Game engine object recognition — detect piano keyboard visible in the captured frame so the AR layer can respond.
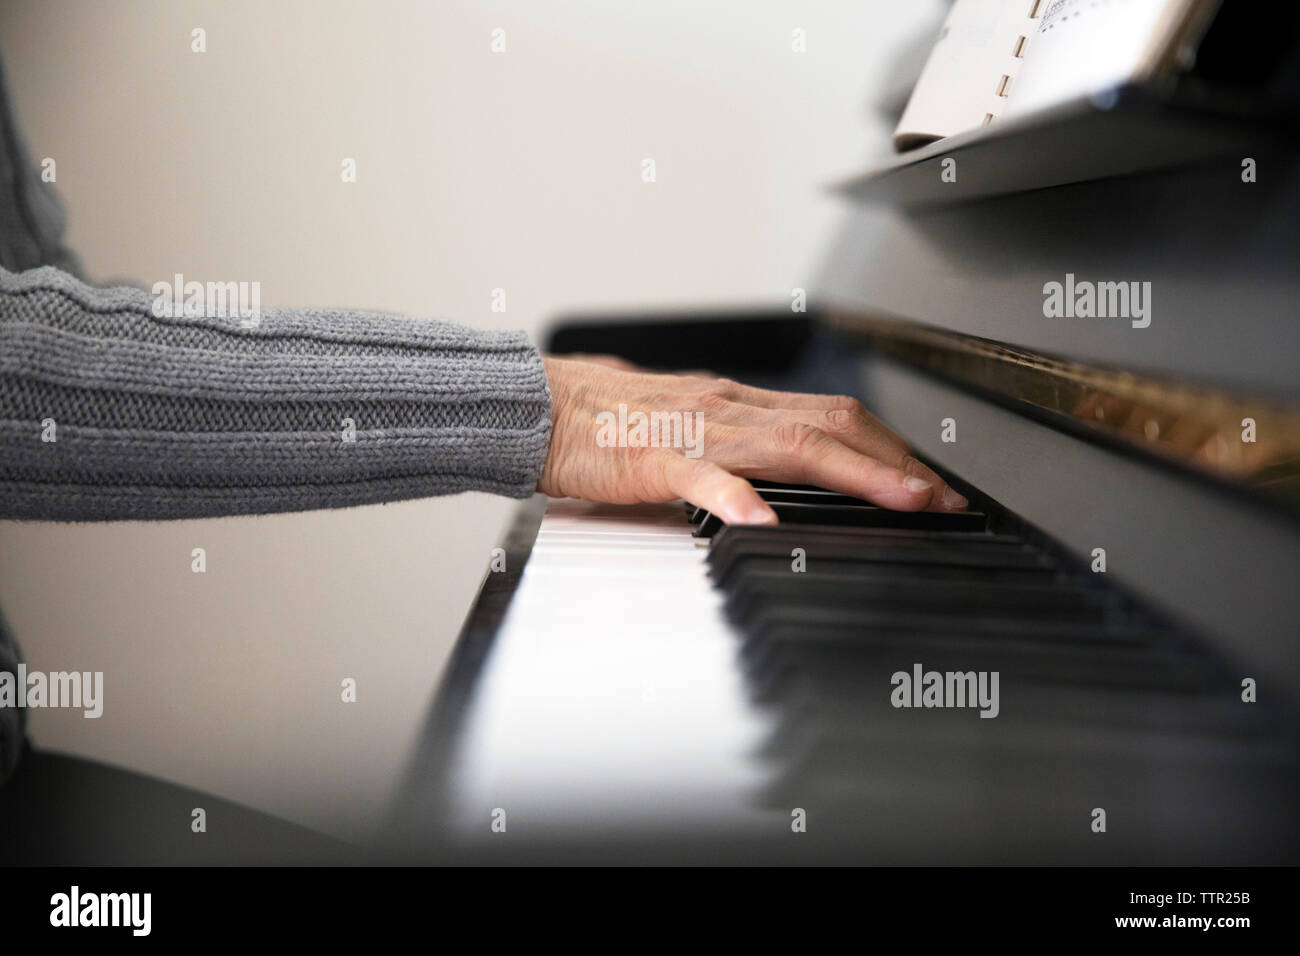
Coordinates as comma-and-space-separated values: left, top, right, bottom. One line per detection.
427, 482, 1299, 864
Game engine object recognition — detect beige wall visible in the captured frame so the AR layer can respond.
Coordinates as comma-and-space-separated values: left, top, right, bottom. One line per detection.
0, 0, 937, 842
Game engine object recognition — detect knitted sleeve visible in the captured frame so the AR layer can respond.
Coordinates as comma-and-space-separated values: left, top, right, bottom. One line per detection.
0, 265, 554, 521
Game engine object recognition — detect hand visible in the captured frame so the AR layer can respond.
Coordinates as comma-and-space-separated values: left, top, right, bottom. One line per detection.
538, 356, 968, 524
556, 352, 718, 379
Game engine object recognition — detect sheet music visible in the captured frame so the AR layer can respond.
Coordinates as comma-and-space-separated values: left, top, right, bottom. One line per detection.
894, 0, 1038, 149
894, 0, 1215, 147
1004, 0, 1211, 118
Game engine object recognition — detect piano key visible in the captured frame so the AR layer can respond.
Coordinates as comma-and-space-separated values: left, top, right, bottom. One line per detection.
710, 523, 1044, 559
740, 638, 1221, 703
427, 490, 1299, 863
755, 678, 1265, 750
753, 487, 881, 506
749, 480, 824, 492
722, 570, 1121, 629
694, 501, 988, 537
707, 525, 1046, 585
710, 547, 1061, 589
741, 611, 1175, 652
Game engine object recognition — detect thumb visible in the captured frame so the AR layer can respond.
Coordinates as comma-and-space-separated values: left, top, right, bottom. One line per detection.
660, 455, 777, 526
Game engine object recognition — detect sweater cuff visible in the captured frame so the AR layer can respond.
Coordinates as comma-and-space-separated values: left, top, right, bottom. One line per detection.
487, 334, 553, 499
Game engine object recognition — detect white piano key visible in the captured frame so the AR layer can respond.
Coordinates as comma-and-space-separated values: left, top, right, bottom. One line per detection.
445, 498, 781, 835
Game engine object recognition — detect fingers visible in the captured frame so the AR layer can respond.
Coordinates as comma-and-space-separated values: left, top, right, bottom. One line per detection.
769, 407, 909, 465
767, 408, 968, 512
697, 378, 882, 413
722, 422, 938, 512
906, 459, 969, 512
541, 355, 968, 519
694, 395, 969, 512
689, 381, 926, 476
660, 455, 777, 526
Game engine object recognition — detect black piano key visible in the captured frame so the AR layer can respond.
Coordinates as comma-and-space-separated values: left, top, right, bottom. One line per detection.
767, 673, 1284, 749
748, 480, 823, 492
693, 511, 722, 537
708, 532, 1059, 583
754, 487, 875, 506
708, 525, 1044, 581
695, 501, 988, 538
758, 685, 1271, 758
691, 471, 1298, 855
720, 555, 1061, 591
754, 732, 1298, 832
773, 501, 987, 531
741, 637, 1221, 703
742, 611, 1175, 653
709, 522, 1037, 556
709, 523, 1042, 557
722, 570, 1121, 630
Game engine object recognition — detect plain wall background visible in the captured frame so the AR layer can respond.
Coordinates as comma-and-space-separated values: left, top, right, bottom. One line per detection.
0, 0, 940, 842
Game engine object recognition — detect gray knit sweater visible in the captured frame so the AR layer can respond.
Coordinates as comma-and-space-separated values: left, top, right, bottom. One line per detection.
0, 57, 553, 784
1, 267, 554, 519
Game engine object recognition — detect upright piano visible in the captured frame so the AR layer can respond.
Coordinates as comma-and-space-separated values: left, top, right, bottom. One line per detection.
384, 4, 1300, 865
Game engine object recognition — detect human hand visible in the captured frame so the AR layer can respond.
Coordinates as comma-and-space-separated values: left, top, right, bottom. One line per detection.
538, 356, 967, 525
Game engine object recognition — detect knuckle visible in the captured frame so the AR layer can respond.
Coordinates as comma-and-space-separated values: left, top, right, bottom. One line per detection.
713, 378, 740, 395
772, 421, 826, 460
899, 453, 929, 479
697, 389, 733, 413
823, 407, 854, 434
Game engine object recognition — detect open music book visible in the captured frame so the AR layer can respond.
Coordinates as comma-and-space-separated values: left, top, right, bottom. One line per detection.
893, 0, 1220, 151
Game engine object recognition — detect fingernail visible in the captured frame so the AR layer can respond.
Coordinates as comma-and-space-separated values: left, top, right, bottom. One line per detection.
942, 486, 969, 511
902, 476, 932, 494
742, 503, 778, 525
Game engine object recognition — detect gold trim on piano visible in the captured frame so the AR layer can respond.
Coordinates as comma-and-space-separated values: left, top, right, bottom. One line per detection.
829, 312, 1300, 508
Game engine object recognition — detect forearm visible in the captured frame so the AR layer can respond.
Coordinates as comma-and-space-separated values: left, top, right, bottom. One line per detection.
0, 266, 552, 521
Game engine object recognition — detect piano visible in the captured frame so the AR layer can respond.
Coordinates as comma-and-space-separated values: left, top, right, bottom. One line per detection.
382, 6, 1300, 865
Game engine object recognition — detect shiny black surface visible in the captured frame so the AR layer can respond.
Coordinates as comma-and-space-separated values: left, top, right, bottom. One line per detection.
690, 483, 1299, 863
